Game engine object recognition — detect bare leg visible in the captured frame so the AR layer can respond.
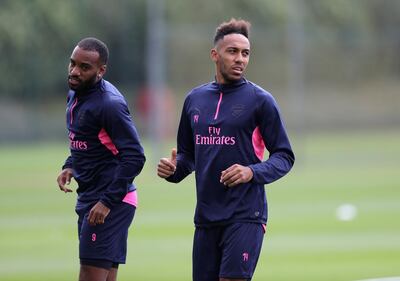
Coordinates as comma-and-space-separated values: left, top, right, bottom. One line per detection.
106, 267, 118, 281
79, 265, 109, 281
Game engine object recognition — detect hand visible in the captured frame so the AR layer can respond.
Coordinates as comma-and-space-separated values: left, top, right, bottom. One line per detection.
220, 164, 253, 188
57, 168, 74, 193
88, 201, 110, 226
157, 148, 177, 178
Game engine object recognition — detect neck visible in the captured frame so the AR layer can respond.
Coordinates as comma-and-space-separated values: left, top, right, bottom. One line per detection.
215, 73, 225, 84
75, 79, 102, 95
215, 74, 242, 85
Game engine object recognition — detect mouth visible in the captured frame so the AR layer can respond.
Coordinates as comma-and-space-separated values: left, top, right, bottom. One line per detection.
68, 76, 81, 87
232, 66, 243, 75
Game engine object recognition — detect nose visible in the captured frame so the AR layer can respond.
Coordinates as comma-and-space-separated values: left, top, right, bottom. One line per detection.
235, 53, 245, 64
69, 65, 80, 76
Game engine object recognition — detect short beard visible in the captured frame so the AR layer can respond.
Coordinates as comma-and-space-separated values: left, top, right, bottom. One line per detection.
69, 74, 98, 92
221, 70, 241, 84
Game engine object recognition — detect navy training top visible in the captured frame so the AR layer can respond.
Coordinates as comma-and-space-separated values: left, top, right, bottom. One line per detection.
63, 79, 145, 211
167, 78, 295, 227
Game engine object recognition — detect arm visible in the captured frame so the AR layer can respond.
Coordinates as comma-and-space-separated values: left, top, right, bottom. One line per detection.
57, 157, 74, 193
160, 97, 195, 183
220, 164, 253, 187
98, 97, 146, 208
248, 93, 295, 184
57, 94, 76, 193
62, 155, 73, 170
157, 148, 177, 178
220, 93, 294, 187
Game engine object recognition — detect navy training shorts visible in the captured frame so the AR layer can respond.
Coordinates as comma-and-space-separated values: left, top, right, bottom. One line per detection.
77, 201, 136, 268
192, 222, 265, 281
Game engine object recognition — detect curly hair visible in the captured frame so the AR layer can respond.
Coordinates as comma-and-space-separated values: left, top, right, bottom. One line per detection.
213, 18, 251, 45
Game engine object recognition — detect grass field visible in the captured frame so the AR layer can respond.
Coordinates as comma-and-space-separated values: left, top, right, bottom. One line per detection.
0, 130, 399, 281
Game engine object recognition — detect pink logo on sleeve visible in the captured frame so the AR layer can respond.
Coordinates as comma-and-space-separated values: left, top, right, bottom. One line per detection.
91, 233, 97, 242
122, 190, 138, 207
98, 128, 119, 155
242, 252, 249, 262
252, 127, 265, 161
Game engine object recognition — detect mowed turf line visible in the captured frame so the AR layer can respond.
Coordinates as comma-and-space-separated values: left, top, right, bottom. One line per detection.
0, 130, 399, 281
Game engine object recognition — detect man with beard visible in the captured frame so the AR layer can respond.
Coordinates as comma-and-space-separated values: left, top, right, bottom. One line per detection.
57, 37, 145, 281
157, 19, 295, 281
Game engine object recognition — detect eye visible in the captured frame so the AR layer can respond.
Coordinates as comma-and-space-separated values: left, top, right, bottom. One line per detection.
80, 64, 91, 71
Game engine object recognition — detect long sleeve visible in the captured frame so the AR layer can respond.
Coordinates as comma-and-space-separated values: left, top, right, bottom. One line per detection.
166, 97, 195, 183
248, 93, 295, 184
99, 97, 146, 208
62, 156, 73, 170
62, 93, 74, 171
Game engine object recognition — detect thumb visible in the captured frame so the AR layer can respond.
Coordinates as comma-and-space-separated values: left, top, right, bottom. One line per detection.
171, 148, 177, 164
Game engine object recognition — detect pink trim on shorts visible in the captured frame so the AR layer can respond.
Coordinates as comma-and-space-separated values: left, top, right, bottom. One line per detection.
122, 190, 138, 207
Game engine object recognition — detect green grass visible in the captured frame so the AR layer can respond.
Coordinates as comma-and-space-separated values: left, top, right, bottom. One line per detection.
0, 130, 399, 281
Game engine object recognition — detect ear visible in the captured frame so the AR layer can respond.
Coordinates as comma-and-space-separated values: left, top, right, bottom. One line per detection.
210, 48, 218, 63
98, 64, 107, 79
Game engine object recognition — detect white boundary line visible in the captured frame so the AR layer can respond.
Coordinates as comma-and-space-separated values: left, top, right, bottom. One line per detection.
354, 277, 400, 281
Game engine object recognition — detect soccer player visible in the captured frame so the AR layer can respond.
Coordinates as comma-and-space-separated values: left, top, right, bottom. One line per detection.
157, 19, 295, 281
57, 37, 145, 281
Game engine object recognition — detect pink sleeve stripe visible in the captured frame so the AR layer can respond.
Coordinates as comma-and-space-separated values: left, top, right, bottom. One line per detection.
98, 128, 119, 155
123, 190, 138, 207
252, 127, 265, 161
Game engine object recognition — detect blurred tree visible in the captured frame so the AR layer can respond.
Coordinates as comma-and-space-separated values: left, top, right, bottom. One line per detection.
369, 0, 400, 74
82, 0, 147, 90
0, 0, 84, 99
0, 0, 146, 100
0, 0, 399, 101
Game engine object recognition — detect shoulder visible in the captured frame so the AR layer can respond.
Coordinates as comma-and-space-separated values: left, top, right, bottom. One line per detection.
244, 80, 277, 107
243, 81, 281, 117
94, 80, 130, 118
246, 81, 274, 100
99, 80, 128, 107
188, 82, 214, 95
184, 81, 215, 102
